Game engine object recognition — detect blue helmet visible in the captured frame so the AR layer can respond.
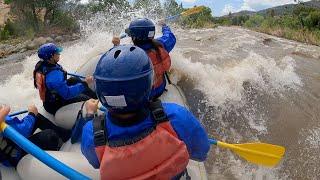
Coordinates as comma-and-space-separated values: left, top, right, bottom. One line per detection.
38, 43, 63, 61
94, 45, 153, 113
126, 18, 155, 40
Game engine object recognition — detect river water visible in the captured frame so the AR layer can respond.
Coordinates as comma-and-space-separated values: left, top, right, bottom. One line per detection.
173, 27, 320, 180
0, 23, 319, 179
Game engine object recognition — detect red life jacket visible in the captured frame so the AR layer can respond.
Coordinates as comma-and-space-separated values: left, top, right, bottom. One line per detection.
93, 100, 189, 180
33, 61, 66, 102
147, 46, 171, 89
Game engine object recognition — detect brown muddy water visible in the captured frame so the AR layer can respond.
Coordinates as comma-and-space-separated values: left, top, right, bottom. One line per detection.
173, 27, 320, 180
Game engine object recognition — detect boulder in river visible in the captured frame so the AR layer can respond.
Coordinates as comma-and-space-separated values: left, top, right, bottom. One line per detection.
55, 36, 64, 42
46, 37, 54, 43
195, 37, 202, 41
26, 40, 37, 50
33, 37, 47, 46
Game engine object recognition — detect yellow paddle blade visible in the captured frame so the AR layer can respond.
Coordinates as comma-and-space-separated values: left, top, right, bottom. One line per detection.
218, 141, 285, 167
181, 6, 206, 17
0, 122, 7, 132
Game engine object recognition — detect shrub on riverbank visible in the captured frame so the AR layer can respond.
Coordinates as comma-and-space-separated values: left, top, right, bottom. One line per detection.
244, 12, 320, 45
215, 5, 320, 46
0, 0, 79, 42
255, 26, 320, 45
180, 6, 215, 28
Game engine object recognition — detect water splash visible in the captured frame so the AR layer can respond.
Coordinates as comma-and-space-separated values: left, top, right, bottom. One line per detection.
0, 7, 163, 111
305, 127, 320, 149
0, 8, 315, 180
171, 51, 302, 107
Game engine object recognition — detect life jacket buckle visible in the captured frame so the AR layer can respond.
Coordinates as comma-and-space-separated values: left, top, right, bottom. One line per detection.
150, 99, 168, 123
94, 130, 107, 146
151, 107, 167, 123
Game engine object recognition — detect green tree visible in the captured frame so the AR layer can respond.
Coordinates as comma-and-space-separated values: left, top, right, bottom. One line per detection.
181, 6, 214, 28
305, 11, 320, 30
5, 0, 68, 30
267, 9, 275, 17
133, 0, 163, 17
293, 5, 317, 28
4, 0, 79, 38
244, 15, 264, 28
88, 0, 130, 13
163, 0, 183, 16
231, 15, 250, 26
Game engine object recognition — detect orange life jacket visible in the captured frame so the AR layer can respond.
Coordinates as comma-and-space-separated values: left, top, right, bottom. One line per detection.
33, 61, 66, 102
35, 72, 47, 101
147, 46, 171, 88
93, 100, 189, 180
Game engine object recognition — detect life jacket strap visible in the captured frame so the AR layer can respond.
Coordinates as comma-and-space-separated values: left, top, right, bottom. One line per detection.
93, 99, 169, 147
93, 115, 107, 147
149, 99, 168, 124
70, 102, 90, 144
165, 72, 172, 85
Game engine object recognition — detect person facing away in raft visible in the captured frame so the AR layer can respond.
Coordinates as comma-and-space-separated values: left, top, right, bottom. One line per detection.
0, 105, 69, 167
112, 18, 176, 99
33, 43, 97, 115
81, 45, 210, 179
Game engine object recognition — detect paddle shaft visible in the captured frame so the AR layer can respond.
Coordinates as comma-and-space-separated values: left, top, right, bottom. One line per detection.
165, 6, 205, 22
0, 122, 90, 179
120, 33, 127, 39
9, 110, 28, 117
67, 73, 85, 79
209, 138, 217, 145
165, 14, 181, 21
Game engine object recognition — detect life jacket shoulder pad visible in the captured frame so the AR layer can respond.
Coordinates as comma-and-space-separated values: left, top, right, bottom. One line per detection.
147, 46, 171, 88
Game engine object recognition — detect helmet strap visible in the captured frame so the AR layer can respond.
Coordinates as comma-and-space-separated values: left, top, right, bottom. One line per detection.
133, 39, 152, 46
47, 57, 57, 64
109, 108, 149, 127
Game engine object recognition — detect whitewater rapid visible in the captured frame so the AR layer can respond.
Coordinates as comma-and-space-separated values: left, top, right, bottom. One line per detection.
0, 25, 320, 179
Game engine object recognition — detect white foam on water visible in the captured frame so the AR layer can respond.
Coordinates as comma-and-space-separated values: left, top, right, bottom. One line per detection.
0, 61, 40, 111
0, 7, 164, 111
304, 127, 320, 150
0, 30, 114, 112
208, 147, 282, 180
229, 156, 282, 180
291, 127, 320, 180
171, 51, 302, 107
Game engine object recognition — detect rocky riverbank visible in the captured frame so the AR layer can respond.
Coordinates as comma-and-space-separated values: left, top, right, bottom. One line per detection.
0, 33, 81, 62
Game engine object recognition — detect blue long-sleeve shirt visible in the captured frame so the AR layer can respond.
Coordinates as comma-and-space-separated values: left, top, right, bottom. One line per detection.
81, 103, 210, 169
1, 113, 36, 166
5, 113, 36, 137
157, 25, 176, 53
45, 64, 85, 100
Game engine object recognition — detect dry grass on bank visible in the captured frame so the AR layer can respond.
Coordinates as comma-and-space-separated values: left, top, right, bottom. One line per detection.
253, 27, 320, 46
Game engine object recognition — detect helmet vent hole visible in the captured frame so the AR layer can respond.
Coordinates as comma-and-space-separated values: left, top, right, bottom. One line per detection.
114, 50, 121, 59
130, 47, 136, 51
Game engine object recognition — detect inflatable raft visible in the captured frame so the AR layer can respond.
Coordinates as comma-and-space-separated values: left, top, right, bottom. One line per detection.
0, 55, 208, 180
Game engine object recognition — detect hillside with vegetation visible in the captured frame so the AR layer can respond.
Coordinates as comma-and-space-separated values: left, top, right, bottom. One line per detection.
0, 0, 214, 41
0, 0, 214, 59
216, 0, 320, 45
